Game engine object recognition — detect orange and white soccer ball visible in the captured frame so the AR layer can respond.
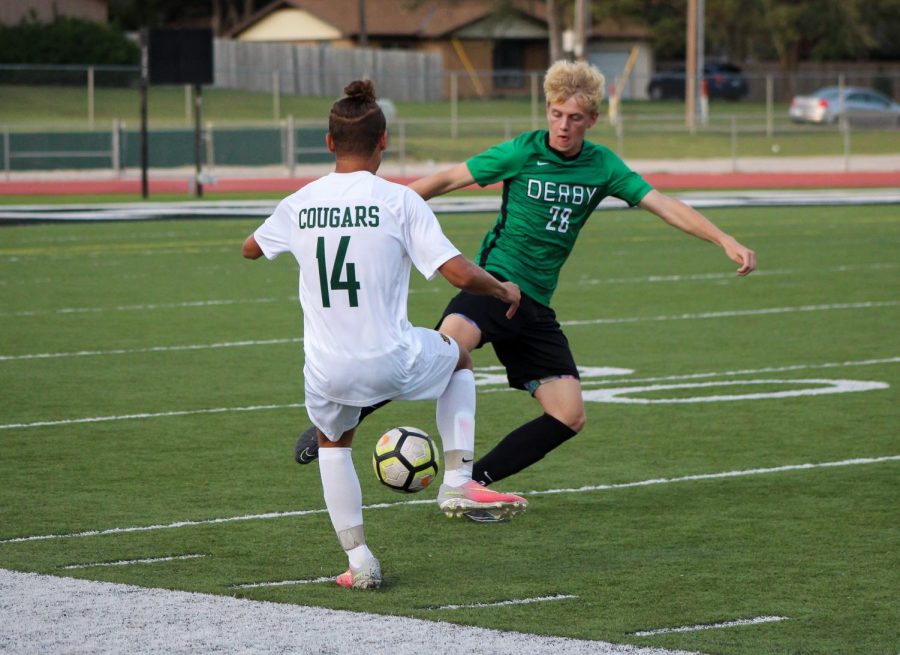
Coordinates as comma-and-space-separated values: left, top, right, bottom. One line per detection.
372, 427, 440, 493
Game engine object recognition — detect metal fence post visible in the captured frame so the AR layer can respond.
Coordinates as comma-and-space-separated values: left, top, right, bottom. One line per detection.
185, 85, 192, 126
843, 120, 851, 172
616, 114, 624, 157
287, 114, 296, 177
450, 72, 459, 140
730, 116, 738, 172
837, 74, 845, 120
766, 75, 774, 138
398, 119, 406, 176
111, 118, 120, 174
530, 72, 540, 130
87, 66, 95, 129
205, 121, 215, 172
3, 126, 9, 180
273, 70, 281, 122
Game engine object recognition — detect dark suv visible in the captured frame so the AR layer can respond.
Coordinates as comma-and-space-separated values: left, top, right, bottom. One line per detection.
647, 62, 748, 101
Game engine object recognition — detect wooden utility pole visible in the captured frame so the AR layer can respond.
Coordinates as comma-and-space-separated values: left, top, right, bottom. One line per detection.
547, 0, 561, 62
358, 0, 368, 47
573, 0, 589, 61
685, 0, 697, 130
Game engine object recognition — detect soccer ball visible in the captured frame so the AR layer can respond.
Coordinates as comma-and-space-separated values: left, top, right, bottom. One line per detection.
372, 426, 440, 493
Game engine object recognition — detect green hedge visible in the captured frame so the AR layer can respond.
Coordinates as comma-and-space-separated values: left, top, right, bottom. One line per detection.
0, 16, 139, 66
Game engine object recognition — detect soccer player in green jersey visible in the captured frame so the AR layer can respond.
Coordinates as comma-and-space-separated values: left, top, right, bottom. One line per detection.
295, 60, 756, 512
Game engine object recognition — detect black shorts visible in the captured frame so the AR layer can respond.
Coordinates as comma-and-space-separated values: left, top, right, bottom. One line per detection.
438, 281, 579, 392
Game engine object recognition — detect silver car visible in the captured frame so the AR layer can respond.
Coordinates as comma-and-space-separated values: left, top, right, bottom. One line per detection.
789, 86, 900, 126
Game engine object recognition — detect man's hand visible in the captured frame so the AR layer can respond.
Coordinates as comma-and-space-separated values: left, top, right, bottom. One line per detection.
722, 236, 757, 276
497, 281, 521, 319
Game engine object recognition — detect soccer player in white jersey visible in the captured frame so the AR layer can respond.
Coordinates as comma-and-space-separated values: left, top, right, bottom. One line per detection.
241, 81, 527, 589
293, 61, 756, 523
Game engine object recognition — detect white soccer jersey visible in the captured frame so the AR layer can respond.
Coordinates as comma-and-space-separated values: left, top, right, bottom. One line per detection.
253, 171, 460, 405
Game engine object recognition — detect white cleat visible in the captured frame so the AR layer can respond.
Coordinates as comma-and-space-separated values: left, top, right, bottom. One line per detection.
335, 557, 382, 589
437, 480, 527, 519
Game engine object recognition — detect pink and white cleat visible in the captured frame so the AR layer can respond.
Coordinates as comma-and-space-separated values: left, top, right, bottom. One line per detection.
437, 480, 527, 519
335, 557, 382, 589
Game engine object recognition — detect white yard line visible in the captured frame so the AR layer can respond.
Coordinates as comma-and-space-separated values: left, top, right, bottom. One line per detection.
431, 594, 578, 610
1, 297, 283, 318
230, 577, 335, 589
0, 403, 305, 431
2, 301, 896, 363
0, 338, 301, 362
2, 356, 896, 430
561, 300, 899, 327
2, 455, 896, 545
521, 456, 900, 498
632, 616, 788, 637
579, 357, 900, 387
60, 554, 207, 570
579, 262, 896, 286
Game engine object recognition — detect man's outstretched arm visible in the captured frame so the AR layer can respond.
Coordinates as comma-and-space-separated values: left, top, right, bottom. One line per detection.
639, 189, 757, 276
409, 163, 476, 200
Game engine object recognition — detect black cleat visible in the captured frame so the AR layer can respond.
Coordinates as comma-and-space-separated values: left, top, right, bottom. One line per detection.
294, 425, 320, 464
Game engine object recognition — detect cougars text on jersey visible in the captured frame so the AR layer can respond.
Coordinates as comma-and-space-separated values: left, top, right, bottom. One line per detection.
298, 205, 380, 229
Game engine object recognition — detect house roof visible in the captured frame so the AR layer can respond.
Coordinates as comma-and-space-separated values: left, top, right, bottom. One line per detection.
228, 0, 646, 41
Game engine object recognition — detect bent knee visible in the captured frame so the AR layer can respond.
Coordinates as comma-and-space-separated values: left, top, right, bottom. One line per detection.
566, 413, 586, 433
548, 409, 585, 433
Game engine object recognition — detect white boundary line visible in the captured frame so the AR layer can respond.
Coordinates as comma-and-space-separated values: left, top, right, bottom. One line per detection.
2, 188, 898, 222
561, 300, 899, 327
430, 594, 578, 610
4, 355, 894, 430
1, 297, 283, 318
579, 357, 900, 387
0, 403, 305, 431
633, 616, 789, 637
522, 456, 899, 497
2, 455, 896, 545
230, 576, 334, 589
580, 262, 896, 286
581, 378, 888, 404
60, 554, 207, 570
2, 301, 896, 363
0, 338, 301, 362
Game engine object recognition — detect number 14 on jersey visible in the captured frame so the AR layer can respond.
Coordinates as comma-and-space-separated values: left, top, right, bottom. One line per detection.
316, 236, 360, 307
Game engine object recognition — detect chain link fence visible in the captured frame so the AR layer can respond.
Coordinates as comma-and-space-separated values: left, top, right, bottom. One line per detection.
1, 63, 898, 177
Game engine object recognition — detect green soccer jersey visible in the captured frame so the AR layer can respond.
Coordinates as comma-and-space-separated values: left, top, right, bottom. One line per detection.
466, 130, 653, 306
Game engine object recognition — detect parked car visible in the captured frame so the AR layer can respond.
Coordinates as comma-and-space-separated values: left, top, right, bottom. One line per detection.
647, 62, 748, 101
789, 86, 900, 126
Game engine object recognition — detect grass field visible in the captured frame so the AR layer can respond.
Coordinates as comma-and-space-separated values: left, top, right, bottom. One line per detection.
1, 201, 898, 654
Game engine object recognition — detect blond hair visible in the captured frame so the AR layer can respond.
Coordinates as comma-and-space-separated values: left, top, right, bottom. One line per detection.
543, 60, 605, 115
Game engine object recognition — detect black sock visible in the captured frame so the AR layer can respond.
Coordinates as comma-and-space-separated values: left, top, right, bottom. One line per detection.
359, 398, 391, 423
473, 413, 577, 486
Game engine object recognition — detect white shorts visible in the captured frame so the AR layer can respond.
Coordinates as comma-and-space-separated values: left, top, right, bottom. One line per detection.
305, 327, 460, 441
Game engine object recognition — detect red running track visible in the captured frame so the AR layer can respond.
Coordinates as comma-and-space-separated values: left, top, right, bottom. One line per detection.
1, 171, 898, 196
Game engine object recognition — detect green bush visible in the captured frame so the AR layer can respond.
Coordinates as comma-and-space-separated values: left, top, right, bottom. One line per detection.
0, 15, 139, 66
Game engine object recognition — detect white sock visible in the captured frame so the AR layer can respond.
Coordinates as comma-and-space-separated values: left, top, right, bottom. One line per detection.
436, 369, 476, 487
318, 447, 373, 566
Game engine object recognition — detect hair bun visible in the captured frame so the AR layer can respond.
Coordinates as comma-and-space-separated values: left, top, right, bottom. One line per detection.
343, 80, 377, 103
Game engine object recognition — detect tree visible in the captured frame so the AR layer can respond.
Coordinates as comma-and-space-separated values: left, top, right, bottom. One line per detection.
110, 0, 268, 35
593, 0, 891, 64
